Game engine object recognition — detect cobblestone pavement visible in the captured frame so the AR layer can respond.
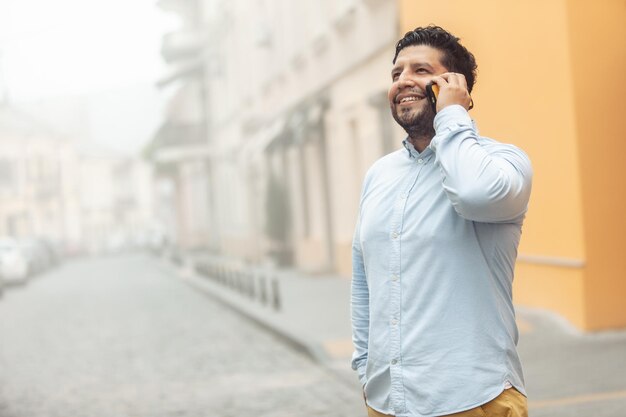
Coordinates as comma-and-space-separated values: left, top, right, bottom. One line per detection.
0, 254, 365, 417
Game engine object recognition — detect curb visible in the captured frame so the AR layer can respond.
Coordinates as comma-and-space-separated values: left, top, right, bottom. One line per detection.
157, 254, 331, 365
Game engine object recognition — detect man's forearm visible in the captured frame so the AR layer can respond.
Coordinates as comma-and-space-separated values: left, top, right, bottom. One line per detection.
430, 105, 533, 223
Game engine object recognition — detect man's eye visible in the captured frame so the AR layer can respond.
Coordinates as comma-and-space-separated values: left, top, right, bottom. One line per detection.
416, 68, 428, 73
392, 74, 399, 81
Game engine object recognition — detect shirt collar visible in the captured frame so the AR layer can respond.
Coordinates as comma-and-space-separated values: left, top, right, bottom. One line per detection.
402, 139, 434, 159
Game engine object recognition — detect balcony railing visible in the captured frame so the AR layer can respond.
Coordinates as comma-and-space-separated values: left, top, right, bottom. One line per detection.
161, 30, 204, 63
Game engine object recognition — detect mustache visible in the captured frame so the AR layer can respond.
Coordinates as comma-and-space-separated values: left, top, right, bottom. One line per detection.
394, 88, 426, 103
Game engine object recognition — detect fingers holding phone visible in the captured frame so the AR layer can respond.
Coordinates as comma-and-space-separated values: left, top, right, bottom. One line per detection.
428, 73, 473, 112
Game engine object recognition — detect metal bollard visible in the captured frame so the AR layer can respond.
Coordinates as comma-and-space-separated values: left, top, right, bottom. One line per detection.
234, 270, 243, 293
233, 269, 240, 291
236, 271, 244, 295
239, 271, 246, 294
229, 268, 237, 290
221, 266, 228, 286
194, 262, 203, 276
271, 277, 281, 311
171, 252, 182, 266
218, 266, 225, 284
227, 269, 234, 289
258, 275, 268, 305
246, 272, 255, 298
226, 268, 233, 289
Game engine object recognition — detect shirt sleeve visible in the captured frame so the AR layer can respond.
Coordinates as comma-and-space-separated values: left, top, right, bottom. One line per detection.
351, 211, 369, 387
429, 105, 533, 223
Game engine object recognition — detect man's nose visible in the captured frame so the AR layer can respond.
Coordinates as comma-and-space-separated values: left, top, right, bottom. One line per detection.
397, 73, 417, 88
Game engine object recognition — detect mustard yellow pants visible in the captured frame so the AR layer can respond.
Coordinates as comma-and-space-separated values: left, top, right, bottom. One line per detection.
366, 388, 528, 417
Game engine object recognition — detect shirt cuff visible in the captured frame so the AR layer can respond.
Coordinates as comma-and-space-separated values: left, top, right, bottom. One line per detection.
430, 104, 473, 150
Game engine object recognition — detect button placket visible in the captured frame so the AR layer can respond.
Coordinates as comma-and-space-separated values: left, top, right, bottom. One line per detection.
387, 162, 428, 412
391, 156, 432, 412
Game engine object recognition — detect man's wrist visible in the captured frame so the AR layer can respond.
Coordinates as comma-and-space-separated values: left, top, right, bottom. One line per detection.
430, 105, 473, 150
434, 104, 471, 129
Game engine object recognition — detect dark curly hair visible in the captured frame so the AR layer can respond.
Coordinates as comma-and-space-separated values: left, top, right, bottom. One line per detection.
393, 25, 478, 92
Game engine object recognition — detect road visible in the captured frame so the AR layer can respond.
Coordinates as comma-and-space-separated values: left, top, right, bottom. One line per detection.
0, 254, 365, 417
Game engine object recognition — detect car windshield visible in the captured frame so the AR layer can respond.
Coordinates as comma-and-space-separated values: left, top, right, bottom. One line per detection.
0, 240, 18, 252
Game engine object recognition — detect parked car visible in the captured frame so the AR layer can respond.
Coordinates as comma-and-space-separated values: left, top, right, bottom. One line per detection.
0, 237, 29, 286
18, 238, 56, 275
38, 238, 62, 266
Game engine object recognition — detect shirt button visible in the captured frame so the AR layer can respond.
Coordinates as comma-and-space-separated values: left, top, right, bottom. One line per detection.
391, 319, 398, 326
392, 232, 399, 239
391, 274, 399, 281
417, 158, 424, 164
391, 359, 398, 365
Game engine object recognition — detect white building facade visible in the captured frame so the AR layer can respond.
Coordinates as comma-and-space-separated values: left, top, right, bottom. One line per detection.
155, 0, 405, 276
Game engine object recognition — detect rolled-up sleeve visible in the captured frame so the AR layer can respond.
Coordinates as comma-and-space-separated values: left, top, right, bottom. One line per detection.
430, 105, 533, 223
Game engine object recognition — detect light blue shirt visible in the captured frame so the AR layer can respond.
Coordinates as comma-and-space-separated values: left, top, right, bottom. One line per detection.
351, 105, 533, 417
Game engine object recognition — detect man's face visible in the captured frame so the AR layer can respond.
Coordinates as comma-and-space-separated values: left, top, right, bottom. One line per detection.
388, 45, 448, 134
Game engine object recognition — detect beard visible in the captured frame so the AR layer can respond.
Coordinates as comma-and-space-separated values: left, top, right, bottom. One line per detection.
391, 99, 436, 140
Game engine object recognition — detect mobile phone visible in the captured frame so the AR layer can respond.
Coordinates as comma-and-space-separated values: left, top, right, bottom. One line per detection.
425, 82, 439, 113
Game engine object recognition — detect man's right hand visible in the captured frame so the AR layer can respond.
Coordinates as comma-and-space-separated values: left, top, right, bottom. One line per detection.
430, 72, 472, 112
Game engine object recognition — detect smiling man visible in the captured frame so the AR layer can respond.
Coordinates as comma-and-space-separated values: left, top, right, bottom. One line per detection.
350, 26, 533, 417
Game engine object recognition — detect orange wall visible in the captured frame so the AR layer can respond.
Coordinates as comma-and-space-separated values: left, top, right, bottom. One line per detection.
514, 263, 586, 328
398, 0, 626, 330
566, 1, 626, 330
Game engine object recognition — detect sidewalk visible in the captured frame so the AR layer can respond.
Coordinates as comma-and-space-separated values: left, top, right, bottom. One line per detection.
161, 251, 626, 417
163, 251, 358, 385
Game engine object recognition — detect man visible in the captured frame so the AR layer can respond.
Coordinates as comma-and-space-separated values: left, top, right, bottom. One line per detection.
351, 26, 532, 417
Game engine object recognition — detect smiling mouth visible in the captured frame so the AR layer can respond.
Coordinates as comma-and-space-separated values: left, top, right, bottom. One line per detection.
397, 96, 424, 105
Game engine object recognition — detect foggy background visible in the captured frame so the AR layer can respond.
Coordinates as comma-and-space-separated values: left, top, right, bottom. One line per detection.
0, 1, 402, 415
0, 0, 175, 255
1, 1, 625, 417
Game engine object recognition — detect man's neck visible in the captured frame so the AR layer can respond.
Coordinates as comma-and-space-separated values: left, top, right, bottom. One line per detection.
408, 136, 432, 153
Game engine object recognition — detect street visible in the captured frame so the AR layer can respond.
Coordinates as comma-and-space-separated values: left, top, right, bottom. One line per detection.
0, 254, 364, 417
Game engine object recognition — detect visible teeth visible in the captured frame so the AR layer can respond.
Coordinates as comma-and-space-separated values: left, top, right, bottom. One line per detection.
400, 96, 419, 103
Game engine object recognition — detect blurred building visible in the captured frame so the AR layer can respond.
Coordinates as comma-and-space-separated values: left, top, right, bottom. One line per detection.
0, 101, 159, 255
77, 144, 158, 254
151, 0, 626, 330
151, 0, 402, 274
147, 0, 215, 251
0, 104, 73, 242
